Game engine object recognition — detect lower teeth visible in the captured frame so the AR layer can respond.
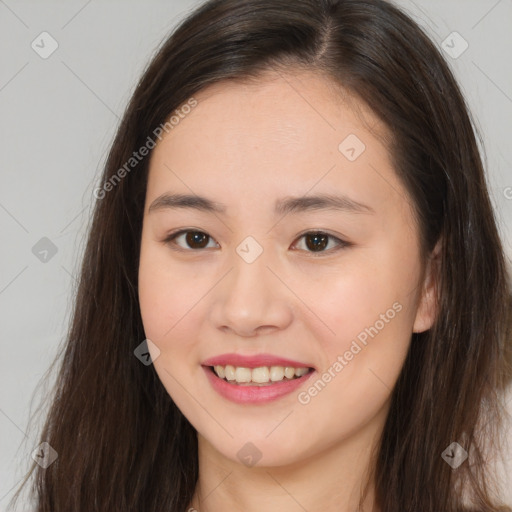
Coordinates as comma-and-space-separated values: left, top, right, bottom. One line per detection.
233, 379, 297, 386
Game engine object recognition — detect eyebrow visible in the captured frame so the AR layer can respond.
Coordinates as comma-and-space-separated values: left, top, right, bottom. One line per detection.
148, 192, 375, 216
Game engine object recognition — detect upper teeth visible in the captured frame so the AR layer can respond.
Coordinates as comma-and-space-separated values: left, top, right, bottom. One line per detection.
213, 365, 309, 384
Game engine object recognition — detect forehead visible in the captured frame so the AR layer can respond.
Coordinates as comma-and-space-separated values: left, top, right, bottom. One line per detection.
173, 70, 390, 152
146, 68, 408, 222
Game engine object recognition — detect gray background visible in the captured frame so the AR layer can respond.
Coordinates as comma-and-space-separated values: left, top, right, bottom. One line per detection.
1, 1, 511, 509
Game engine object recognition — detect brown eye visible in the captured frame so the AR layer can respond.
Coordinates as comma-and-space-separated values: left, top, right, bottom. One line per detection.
304, 233, 329, 252
164, 230, 217, 250
293, 231, 349, 255
185, 231, 210, 249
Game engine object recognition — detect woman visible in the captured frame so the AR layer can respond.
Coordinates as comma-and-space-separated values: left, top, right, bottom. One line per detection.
12, 0, 512, 510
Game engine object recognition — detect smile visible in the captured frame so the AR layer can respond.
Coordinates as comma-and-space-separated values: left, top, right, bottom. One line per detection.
212, 364, 311, 385
202, 355, 316, 404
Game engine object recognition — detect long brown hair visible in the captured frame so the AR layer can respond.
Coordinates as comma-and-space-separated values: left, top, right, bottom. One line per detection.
10, 0, 512, 510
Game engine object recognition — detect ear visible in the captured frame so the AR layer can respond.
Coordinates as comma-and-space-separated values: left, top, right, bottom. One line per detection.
412, 239, 442, 333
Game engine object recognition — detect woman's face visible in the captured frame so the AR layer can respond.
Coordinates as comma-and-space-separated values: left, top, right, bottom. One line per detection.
138, 69, 438, 467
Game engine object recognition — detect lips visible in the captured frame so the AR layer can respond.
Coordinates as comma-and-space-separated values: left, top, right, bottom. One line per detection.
201, 353, 316, 404
202, 353, 314, 369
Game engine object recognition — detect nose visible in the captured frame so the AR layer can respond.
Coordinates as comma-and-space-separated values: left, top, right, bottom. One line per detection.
209, 247, 294, 338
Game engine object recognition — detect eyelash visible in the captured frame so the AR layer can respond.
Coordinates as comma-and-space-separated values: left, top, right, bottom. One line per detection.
162, 229, 351, 256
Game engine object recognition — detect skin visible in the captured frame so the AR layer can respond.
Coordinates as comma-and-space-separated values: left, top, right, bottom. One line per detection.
138, 68, 440, 512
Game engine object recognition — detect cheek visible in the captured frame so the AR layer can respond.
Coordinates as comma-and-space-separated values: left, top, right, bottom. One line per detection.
137, 239, 215, 369
315, 285, 410, 394
138, 242, 206, 344
301, 245, 417, 405
138, 248, 209, 419
306, 257, 412, 351
295, 295, 411, 447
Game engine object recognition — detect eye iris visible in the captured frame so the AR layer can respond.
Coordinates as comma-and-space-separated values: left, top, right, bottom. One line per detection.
186, 231, 209, 249
305, 233, 328, 252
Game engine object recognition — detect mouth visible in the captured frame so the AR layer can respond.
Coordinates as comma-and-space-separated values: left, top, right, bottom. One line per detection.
201, 357, 316, 404
208, 364, 314, 386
